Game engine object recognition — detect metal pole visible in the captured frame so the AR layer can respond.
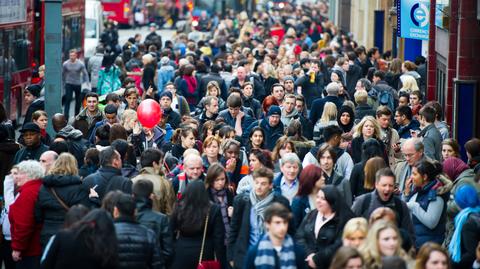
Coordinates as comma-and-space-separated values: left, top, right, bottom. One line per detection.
43, 0, 63, 135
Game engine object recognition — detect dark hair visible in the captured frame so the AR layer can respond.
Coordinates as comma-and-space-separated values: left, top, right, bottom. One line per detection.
396, 105, 413, 121
85, 148, 100, 166
361, 138, 384, 162
109, 124, 128, 143
317, 143, 338, 163
172, 180, 211, 234
95, 124, 110, 144
252, 167, 274, 183
101, 190, 124, 215
297, 164, 324, 196
375, 167, 395, 183
249, 149, 274, 170
114, 193, 136, 217
373, 70, 385, 80
424, 101, 443, 120
171, 126, 195, 145
219, 125, 235, 139
419, 106, 436, 123
140, 148, 164, 168
248, 126, 265, 149
323, 125, 343, 142
205, 163, 228, 189
71, 209, 118, 268
49, 141, 69, 155
227, 94, 242, 108
329, 246, 364, 269
132, 179, 154, 199
99, 146, 119, 167
0, 102, 7, 123
64, 204, 90, 228
367, 47, 379, 58
320, 185, 355, 229
264, 202, 292, 223
110, 139, 130, 161
85, 92, 99, 100
465, 138, 480, 157
413, 160, 443, 182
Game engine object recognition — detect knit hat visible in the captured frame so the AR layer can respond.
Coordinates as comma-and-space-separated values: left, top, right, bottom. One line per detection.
267, 105, 281, 117
443, 157, 470, 180
454, 185, 480, 209
160, 56, 170, 66
283, 76, 295, 82
159, 91, 173, 100
25, 84, 42, 98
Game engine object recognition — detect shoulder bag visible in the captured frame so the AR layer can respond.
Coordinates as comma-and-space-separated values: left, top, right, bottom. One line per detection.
197, 211, 221, 269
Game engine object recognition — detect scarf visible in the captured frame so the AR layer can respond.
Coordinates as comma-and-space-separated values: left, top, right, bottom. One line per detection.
448, 206, 480, 262
443, 157, 470, 180
254, 233, 296, 269
210, 188, 230, 243
250, 191, 275, 235
183, 75, 197, 94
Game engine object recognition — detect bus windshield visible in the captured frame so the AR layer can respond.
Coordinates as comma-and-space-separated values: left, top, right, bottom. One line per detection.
85, 18, 97, 38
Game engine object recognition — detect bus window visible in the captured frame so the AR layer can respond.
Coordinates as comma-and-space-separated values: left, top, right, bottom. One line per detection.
13, 27, 30, 71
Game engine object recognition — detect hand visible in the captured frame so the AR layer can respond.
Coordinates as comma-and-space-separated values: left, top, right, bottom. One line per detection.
227, 206, 234, 218
146, 86, 154, 96
133, 122, 142, 135
225, 158, 237, 173
229, 261, 234, 268
89, 188, 99, 198
392, 142, 400, 152
236, 111, 244, 120
404, 178, 413, 196
305, 253, 316, 268
12, 250, 21, 262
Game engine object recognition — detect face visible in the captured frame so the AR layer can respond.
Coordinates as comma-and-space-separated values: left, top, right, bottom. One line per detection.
40, 153, 56, 172
237, 67, 246, 80
355, 81, 365, 92
280, 162, 299, 182
224, 144, 239, 160
343, 230, 366, 249
378, 228, 399, 256
410, 94, 420, 106
23, 131, 41, 147
283, 97, 296, 114
105, 113, 117, 125
254, 176, 273, 198
399, 96, 409, 107
185, 160, 203, 179
279, 143, 293, 158
24, 91, 35, 104
34, 115, 48, 129
209, 87, 219, 97
394, 111, 406, 125
165, 85, 176, 94
242, 85, 253, 97
341, 61, 350, 72
86, 97, 98, 112
13, 170, 29, 186
340, 112, 351, 125
402, 143, 423, 166
425, 251, 449, 269
181, 132, 196, 149
377, 115, 390, 129
206, 99, 219, 115
331, 72, 339, 82
375, 176, 395, 201
272, 86, 285, 101
295, 100, 304, 113
362, 120, 375, 138
205, 141, 219, 158
228, 106, 241, 118
249, 154, 262, 172
284, 80, 294, 92
315, 190, 332, 214
38, 68, 45, 78
345, 257, 363, 269
268, 115, 280, 127
111, 152, 122, 169
126, 94, 138, 109
410, 166, 426, 187
160, 96, 172, 110
442, 144, 456, 160
265, 216, 289, 242
250, 130, 264, 147
319, 151, 334, 172
69, 52, 77, 61
213, 173, 227, 191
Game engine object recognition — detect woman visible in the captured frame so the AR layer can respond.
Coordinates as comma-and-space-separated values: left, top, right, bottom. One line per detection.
246, 126, 265, 155
242, 82, 262, 119
170, 181, 226, 269
350, 153, 386, 200
448, 185, 480, 269
349, 116, 384, 164
399, 75, 420, 94
464, 138, 480, 172
368, 207, 414, 253
386, 58, 402, 90
202, 135, 222, 171
329, 246, 364, 269
165, 126, 197, 160
177, 64, 198, 111
260, 63, 279, 96
359, 219, 410, 269
32, 110, 52, 146
441, 139, 460, 161
35, 153, 97, 248
285, 119, 315, 160
97, 55, 122, 95
236, 148, 274, 195
271, 136, 297, 173
296, 185, 355, 269
415, 242, 451, 269
197, 81, 226, 112
40, 209, 118, 269
204, 163, 234, 245
337, 105, 355, 134
221, 139, 248, 188
410, 90, 423, 118
317, 144, 352, 206
313, 102, 338, 144
404, 160, 451, 248
342, 217, 368, 249
291, 165, 325, 228
141, 53, 157, 94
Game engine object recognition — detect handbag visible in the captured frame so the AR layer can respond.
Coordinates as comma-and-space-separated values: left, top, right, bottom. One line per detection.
197, 212, 221, 269
49, 187, 70, 211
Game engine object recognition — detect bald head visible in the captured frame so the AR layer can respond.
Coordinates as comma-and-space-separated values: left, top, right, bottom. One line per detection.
184, 154, 203, 180
237, 66, 246, 80
52, 113, 67, 132
40, 151, 58, 174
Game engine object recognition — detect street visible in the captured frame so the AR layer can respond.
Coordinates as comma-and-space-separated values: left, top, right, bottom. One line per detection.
118, 27, 176, 47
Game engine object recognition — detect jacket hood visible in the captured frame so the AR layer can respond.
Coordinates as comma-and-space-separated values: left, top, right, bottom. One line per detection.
57, 125, 83, 140
42, 174, 82, 187
435, 174, 454, 195
291, 139, 315, 148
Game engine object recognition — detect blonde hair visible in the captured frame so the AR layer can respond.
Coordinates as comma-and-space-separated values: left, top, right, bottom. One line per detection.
353, 116, 382, 139
342, 217, 368, 240
400, 75, 419, 93
206, 81, 220, 97
354, 90, 368, 104
320, 102, 338, 124
48, 153, 79, 176
359, 220, 408, 268
121, 109, 137, 128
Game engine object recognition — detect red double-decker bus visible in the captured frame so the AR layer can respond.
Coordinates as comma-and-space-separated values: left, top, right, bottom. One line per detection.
101, 0, 133, 26
0, 0, 85, 123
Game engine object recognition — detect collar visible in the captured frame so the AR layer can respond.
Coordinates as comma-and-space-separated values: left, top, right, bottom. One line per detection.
280, 176, 298, 187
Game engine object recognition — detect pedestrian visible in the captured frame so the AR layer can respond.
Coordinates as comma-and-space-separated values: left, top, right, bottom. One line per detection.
13, 123, 49, 164
63, 49, 89, 120
329, 246, 365, 269
415, 242, 451, 269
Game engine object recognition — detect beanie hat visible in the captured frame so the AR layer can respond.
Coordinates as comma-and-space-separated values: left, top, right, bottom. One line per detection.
25, 84, 42, 98
159, 91, 173, 100
443, 157, 470, 180
283, 76, 295, 82
267, 105, 281, 117
454, 185, 480, 209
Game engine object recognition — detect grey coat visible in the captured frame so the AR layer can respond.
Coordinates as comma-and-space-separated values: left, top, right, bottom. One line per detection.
419, 123, 442, 161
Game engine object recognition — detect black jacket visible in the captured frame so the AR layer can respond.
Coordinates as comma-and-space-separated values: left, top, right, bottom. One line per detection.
227, 193, 294, 269
243, 96, 262, 120
453, 213, 480, 269
355, 104, 376, 121
13, 143, 49, 164
83, 166, 132, 200
136, 198, 173, 266
163, 108, 181, 130
198, 72, 228, 100
115, 216, 163, 269
35, 174, 98, 248
309, 96, 343, 127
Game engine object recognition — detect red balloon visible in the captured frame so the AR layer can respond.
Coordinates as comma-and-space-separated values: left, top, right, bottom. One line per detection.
137, 99, 162, 129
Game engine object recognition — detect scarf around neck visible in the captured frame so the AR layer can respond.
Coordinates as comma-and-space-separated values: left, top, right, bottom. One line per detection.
183, 75, 197, 94
449, 206, 480, 262
254, 233, 296, 269
250, 191, 275, 234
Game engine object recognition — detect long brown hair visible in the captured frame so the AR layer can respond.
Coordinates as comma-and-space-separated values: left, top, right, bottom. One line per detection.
205, 163, 228, 189
415, 242, 451, 269
364, 157, 386, 190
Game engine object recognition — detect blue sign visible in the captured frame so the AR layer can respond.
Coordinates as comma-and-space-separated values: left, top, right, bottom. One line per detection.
397, 0, 430, 40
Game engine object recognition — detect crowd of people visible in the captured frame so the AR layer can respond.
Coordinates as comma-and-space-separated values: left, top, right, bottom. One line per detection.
1, 2, 480, 269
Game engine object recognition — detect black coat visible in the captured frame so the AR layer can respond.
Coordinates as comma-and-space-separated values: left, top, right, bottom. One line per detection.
163, 109, 181, 130
295, 210, 346, 269
35, 174, 98, 248
349, 162, 372, 200
13, 143, 49, 164
24, 99, 45, 126
227, 193, 294, 269
198, 72, 228, 100
115, 216, 163, 269
83, 166, 132, 200
453, 213, 480, 269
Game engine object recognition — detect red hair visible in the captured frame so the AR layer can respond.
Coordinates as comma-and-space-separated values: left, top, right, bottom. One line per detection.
297, 165, 324, 196
262, 95, 280, 114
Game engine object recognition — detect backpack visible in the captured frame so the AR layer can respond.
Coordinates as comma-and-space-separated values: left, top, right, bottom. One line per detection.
378, 89, 395, 111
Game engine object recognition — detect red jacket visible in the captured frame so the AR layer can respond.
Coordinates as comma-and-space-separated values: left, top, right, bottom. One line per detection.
9, 179, 43, 257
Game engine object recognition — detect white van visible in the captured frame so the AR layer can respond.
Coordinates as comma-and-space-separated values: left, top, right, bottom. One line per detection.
85, 0, 104, 60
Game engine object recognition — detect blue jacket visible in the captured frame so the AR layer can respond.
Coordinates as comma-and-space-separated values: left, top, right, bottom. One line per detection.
396, 119, 420, 139
243, 238, 306, 269
291, 196, 311, 228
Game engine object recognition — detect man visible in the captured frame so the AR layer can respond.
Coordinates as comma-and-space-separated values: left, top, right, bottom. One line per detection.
352, 167, 415, 244
294, 60, 324, 109
354, 47, 369, 77
244, 203, 306, 269
9, 160, 45, 269
354, 90, 376, 121
88, 104, 119, 144
113, 193, 163, 269
53, 113, 88, 166
366, 47, 381, 71
376, 106, 402, 169
63, 49, 89, 120
417, 106, 442, 161
346, 52, 363, 96
302, 125, 354, 180
195, 96, 219, 130
273, 153, 301, 203
372, 70, 398, 111
39, 151, 58, 174
164, 83, 190, 117
133, 180, 173, 266
131, 149, 176, 214
246, 106, 284, 151
425, 101, 450, 140
23, 84, 44, 126
230, 66, 265, 102
331, 57, 349, 86
309, 82, 343, 126
198, 64, 227, 100
218, 94, 255, 137
394, 106, 420, 139
282, 76, 295, 94
157, 56, 175, 93
87, 45, 104, 93
111, 139, 139, 178
227, 167, 293, 269
394, 138, 428, 192
13, 123, 49, 164
171, 154, 205, 199
73, 92, 104, 139
145, 23, 161, 45
159, 91, 181, 130
271, 83, 285, 104
83, 146, 132, 199
281, 94, 313, 139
